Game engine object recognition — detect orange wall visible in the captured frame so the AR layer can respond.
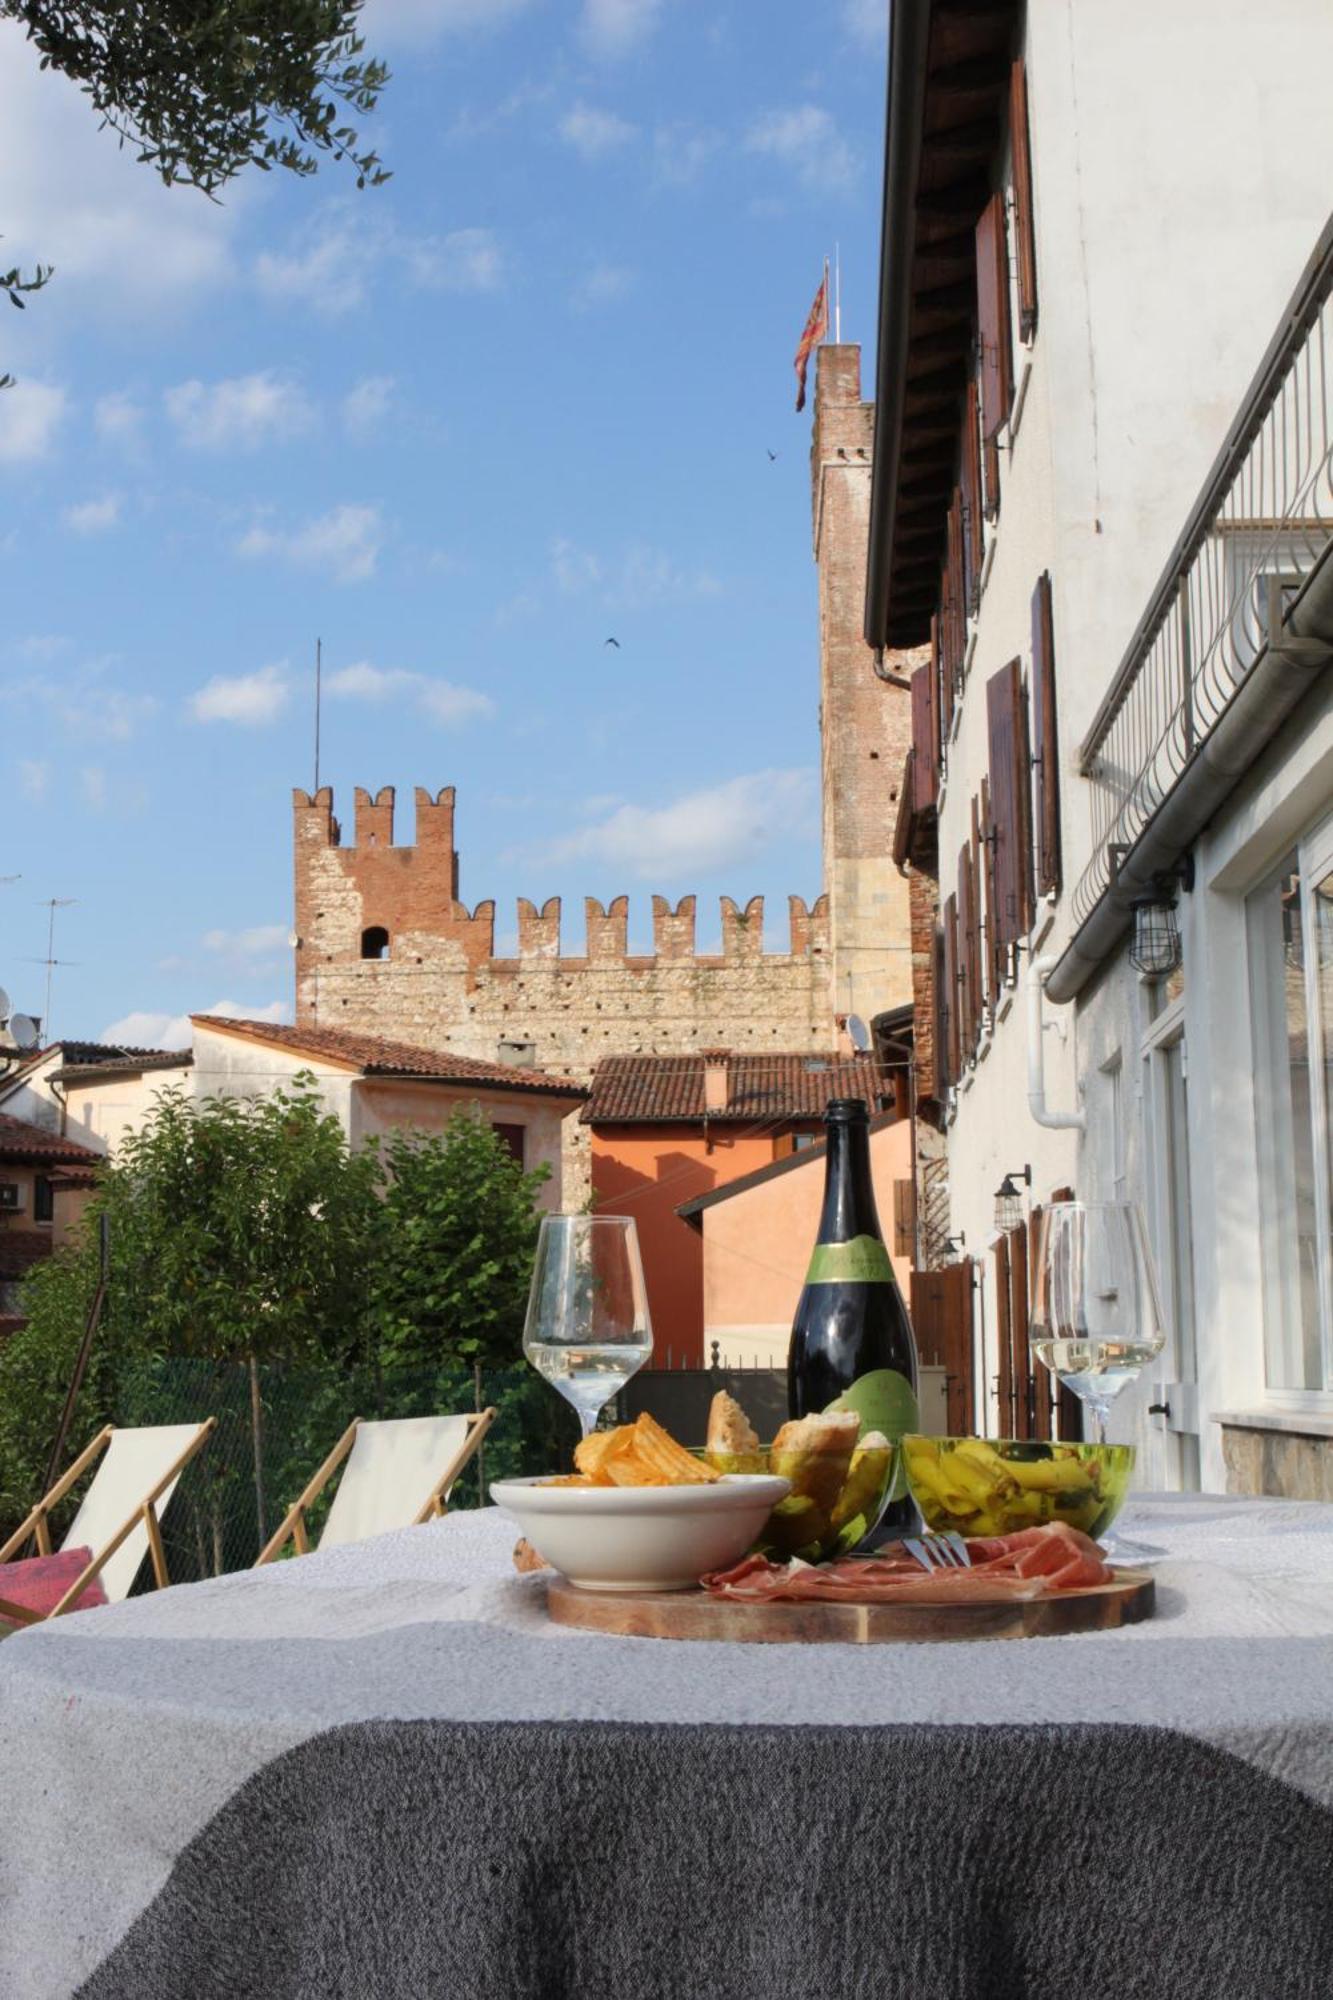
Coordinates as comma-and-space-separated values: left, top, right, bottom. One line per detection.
590, 1126, 786, 1367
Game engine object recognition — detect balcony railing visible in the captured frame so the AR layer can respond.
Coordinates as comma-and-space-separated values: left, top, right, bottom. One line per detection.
1071, 220, 1333, 931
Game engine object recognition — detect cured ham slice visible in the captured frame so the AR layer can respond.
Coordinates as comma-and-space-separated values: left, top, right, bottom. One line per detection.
703, 1521, 1113, 1604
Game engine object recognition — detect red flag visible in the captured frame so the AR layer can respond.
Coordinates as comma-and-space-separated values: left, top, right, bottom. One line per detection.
794, 269, 829, 412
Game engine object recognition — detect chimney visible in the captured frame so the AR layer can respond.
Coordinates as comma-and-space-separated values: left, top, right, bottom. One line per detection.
702, 1049, 729, 1114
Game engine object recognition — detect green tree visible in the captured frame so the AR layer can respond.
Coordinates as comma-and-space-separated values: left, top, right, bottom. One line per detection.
3, 0, 389, 375
369, 1113, 550, 1375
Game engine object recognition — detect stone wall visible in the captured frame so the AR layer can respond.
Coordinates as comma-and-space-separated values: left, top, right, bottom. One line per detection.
1221, 1423, 1333, 1502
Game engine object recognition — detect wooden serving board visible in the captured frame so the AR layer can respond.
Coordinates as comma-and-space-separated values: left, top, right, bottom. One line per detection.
546, 1569, 1154, 1645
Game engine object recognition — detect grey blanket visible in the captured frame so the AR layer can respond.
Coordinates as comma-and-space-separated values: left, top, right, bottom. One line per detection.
81, 1720, 1333, 2000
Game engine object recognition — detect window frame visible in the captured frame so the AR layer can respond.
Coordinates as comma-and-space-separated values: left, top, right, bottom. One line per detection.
1247, 817, 1333, 1407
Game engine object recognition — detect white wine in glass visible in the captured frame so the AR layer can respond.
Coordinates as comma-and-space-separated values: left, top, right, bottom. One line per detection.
523, 1214, 653, 1441
1029, 1201, 1166, 1443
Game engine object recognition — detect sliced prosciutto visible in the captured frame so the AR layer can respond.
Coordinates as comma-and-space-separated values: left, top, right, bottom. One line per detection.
703, 1522, 1113, 1604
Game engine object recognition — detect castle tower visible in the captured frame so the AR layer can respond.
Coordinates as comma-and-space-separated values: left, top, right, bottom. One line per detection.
810, 344, 917, 1024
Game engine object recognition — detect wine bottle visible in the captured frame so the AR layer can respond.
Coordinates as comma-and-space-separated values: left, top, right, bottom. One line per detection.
788, 1098, 920, 1535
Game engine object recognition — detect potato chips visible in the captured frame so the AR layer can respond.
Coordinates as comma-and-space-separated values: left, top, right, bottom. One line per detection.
569, 1412, 720, 1487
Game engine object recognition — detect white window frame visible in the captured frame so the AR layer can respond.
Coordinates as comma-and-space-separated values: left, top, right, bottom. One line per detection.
1247, 816, 1333, 1410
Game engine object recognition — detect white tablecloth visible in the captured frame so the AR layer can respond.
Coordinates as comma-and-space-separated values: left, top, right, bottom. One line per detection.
2, 1493, 1331, 1998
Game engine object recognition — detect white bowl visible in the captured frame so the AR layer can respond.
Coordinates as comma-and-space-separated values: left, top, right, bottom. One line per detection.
492, 1473, 790, 1593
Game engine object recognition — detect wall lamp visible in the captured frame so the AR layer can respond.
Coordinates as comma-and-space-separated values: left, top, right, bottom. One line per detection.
993, 1164, 1031, 1233
1110, 848, 1195, 978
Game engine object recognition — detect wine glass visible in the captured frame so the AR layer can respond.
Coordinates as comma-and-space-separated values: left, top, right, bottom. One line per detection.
1029, 1201, 1166, 1444
523, 1215, 653, 1441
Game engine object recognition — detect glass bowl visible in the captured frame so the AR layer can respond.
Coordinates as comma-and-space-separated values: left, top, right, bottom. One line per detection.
902, 1436, 1134, 1543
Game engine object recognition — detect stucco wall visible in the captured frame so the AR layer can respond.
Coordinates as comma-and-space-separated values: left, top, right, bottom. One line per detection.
699, 1119, 913, 1364
353, 1079, 576, 1210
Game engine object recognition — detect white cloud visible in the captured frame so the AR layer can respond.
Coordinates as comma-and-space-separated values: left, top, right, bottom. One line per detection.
257, 212, 505, 315
342, 375, 395, 437
652, 122, 720, 187
202, 924, 290, 961
559, 104, 637, 159
94, 392, 145, 446
19, 758, 49, 800
100, 996, 291, 1052
21, 666, 157, 741
165, 372, 313, 451
189, 663, 290, 727
361, 0, 540, 46
408, 227, 505, 294
550, 536, 719, 606
842, 0, 888, 45
550, 769, 815, 879
63, 494, 122, 535
81, 765, 108, 811
571, 262, 635, 311
580, 0, 664, 58
326, 658, 494, 728
0, 20, 234, 315
0, 380, 66, 463
237, 504, 385, 585
745, 106, 858, 193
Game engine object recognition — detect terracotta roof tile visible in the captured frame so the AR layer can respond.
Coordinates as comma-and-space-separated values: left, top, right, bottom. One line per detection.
191, 1017, 587, 1100
581, 1051, 885, 1125
0, 1113, 103, 1165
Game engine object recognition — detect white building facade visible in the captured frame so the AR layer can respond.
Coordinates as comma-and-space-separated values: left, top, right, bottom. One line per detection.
869, 0, 1333, 1494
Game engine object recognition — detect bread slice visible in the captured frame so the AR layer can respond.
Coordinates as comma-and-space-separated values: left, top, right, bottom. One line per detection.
769, 1411, 862, 1517
706, 1390, 762, 1468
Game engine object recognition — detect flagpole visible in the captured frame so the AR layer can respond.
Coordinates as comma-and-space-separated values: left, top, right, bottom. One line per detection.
834, 242, 842, 342
824, 256, 830, 345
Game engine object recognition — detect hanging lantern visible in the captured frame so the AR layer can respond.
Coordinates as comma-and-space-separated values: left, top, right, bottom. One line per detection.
1128, 893, 1182, 977
993, 1166, 1031, 1233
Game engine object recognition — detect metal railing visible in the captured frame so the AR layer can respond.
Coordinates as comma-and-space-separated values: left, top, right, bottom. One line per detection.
1071, 220, 1333, 927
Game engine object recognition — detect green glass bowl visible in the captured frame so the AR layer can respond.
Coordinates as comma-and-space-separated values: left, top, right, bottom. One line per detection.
902, 1436, 1135, 1543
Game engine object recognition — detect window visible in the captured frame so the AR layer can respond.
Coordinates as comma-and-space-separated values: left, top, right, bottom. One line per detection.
33, 1176, 54, 1224
360, 926, 390, 960
1248, 831, 1333, 1393
492, 1123, 526, 1168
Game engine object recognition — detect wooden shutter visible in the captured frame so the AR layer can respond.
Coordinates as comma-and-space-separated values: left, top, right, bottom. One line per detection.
1010, 57, 1038, 341
956, 840, 976, 1059
986, 658, 1034, 948
961, 377, 984, 611
1030, 570, 1060, 897
944, 488, 966, 689
941, 894, 961, 1087
931, 610, 953, 746
994, 1231, 1014, 1434
975, 191, 1013, 443
932, 920, 949, 1096
983, 428, 1001, 523
979, 775, 1000, 1007
892, 1179, 915, 1258
1008, 1222, 1032, 1440
910, 663, 939, 810
969, 796, 987, 1026
911, 1262, 974, 1436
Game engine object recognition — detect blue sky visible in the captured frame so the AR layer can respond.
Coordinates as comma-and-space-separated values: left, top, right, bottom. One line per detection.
0, 0, 888, 1047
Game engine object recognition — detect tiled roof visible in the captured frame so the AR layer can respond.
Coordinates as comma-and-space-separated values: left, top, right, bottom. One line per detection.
0, 1113, 103, 1165
581, 1051, 885, 1125
0, 1231, 54, 1279
58, 1040, 180, 1065
191, 1017, 587, 1099
54, 1049, 193, 1082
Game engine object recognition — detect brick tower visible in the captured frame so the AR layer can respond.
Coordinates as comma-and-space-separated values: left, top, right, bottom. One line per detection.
810, 344, 917, 1025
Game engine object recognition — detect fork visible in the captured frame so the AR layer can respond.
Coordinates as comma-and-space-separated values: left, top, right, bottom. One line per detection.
903, 1530, 973, 1572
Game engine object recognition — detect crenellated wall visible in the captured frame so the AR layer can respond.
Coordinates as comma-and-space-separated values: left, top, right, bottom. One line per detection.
293, 786, 834, 1087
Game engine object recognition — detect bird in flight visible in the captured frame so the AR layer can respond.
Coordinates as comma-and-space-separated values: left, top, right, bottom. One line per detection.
766, 449, 779, 461
604, 637, 621, 649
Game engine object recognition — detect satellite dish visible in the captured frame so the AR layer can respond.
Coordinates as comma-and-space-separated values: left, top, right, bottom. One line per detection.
846, 1013, 872, 1052
0, 986, 9, 1024
9, 1014, 39, 1051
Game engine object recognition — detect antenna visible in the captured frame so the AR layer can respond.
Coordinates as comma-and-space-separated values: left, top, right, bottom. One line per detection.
314, 636, 322, 795
36, 898, 76, 1039
834, 240, 842, 342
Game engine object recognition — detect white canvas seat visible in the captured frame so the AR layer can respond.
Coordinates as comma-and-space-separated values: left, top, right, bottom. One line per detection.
0, 1419, 217, 1626
255, 1409, 496, 1566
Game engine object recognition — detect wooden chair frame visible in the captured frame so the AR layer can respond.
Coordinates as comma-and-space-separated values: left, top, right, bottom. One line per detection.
254, 1406, 497, 1567
0, 1417, 218, 1628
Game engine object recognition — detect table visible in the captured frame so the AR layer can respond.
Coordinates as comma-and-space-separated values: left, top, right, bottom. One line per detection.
2, 1495, 1331, 1999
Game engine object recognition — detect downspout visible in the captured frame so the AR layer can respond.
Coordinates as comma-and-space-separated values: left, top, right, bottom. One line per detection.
1027, 953, 1085, 1131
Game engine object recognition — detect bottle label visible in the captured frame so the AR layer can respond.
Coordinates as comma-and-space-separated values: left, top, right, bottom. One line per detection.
805, 1234, 896, 1285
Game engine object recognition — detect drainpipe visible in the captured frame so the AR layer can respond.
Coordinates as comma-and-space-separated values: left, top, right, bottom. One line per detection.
1027, 953, 1085, 1132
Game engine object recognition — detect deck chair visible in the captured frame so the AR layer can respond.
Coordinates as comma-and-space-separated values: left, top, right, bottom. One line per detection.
0, 1419, 217, 1629
255, 1408, 496, 1566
